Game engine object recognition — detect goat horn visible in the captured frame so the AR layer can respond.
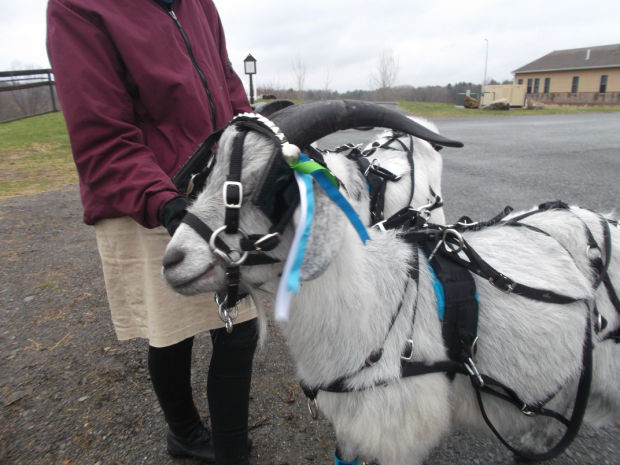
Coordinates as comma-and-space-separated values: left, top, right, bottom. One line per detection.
270, 100, 464, 149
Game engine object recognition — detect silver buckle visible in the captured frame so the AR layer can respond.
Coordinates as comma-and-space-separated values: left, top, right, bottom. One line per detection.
307, 398, 319, 419
253, 232, 280, 251
464, 357, 485, 387
186, 173, 198, 196
521, 404, 536, 417
400, 339, 414, 361
373, 220, 387, 232
489, 274, 516, 294
223, 181, 243, 208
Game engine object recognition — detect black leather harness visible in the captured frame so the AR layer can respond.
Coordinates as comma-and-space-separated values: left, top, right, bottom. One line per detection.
301, 201, 620, 461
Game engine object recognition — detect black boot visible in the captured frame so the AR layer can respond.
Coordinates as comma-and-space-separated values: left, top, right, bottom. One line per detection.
166, 420, 215, 462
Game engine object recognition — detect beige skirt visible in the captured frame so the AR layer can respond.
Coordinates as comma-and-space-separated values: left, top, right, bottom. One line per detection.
94, 216, 256, 347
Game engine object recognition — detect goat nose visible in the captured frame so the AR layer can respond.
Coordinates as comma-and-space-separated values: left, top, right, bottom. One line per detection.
162, 247, 185, 269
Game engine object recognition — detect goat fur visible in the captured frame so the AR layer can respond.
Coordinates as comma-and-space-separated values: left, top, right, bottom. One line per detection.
162, 126, 620, 465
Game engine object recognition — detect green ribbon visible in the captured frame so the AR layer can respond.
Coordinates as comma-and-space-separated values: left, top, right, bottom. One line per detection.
289, 159, 338, 187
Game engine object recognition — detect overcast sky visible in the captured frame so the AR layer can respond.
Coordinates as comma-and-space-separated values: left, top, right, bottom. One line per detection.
2, 0, 619, 92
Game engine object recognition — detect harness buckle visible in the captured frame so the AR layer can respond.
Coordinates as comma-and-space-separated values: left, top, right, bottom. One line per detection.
464, 357, 485, 388
223, 181, 243, 209
489, 274, 516, 294
307, 398, 319, 419
521, 404, 537, 417
373, 220, 387, 232
364, 158, 380, 177
186, 173, 198, 196
253, 232, 280, 251
400, 339, 415, 361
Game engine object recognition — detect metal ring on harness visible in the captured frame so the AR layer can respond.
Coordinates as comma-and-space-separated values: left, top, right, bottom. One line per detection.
594, 311, 604, 333
470, 336, 479, 361
307, 398, 319, 419
209, 226, 250, 266
442, 228, 464, 254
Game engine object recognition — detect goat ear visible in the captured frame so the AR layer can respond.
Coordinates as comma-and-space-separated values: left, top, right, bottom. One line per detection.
298, 183, 345, 281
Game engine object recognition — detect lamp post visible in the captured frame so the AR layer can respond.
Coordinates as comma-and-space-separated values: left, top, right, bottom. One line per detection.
483, 38, 488, 87
244, 54, 257, 104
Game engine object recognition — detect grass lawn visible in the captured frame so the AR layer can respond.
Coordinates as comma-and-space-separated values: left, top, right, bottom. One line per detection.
0, 112, 75, 198
1, 103, 619, 198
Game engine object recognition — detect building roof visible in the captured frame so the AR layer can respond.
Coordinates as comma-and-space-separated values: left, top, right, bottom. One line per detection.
513, 43, 620, 74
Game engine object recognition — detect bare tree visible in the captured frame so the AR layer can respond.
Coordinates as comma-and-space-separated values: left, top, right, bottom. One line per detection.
320, 69, 332, 100
371, 49, 400, 90
291, 55, 307, 98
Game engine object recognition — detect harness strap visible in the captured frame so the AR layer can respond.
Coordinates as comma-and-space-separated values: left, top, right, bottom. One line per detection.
224, 129, 247, 234
300, 251, 421, 400
422, 244, 479, 365
182, 212, 279, 267
473, 310, 593, 462
507, 203, 620, 338
437, 235, 583, 304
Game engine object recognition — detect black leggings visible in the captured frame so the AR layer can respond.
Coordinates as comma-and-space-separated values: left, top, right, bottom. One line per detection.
148, 318, 258, 460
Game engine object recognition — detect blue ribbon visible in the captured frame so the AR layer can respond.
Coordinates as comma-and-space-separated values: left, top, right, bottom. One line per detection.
286, 172, 314, 293
299, 154, 370, 244
428, 261, 445, 320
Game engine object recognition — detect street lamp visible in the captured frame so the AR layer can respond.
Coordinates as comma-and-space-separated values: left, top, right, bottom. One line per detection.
483, 39, 488, 87
244, 54, 257, 104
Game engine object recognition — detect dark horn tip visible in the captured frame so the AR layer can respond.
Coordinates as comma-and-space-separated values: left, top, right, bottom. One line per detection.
270, 99, 464, 149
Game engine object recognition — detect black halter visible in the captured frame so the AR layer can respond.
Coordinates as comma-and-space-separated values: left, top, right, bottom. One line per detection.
175, 113, 314, 331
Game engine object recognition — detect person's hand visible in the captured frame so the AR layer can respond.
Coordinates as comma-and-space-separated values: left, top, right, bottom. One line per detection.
159, 195, 189, 236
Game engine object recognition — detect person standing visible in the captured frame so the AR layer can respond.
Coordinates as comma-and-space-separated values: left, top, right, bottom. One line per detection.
47, 1, 257, 463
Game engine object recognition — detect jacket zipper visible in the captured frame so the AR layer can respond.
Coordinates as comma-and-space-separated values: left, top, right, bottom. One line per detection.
165, 6, 218, 129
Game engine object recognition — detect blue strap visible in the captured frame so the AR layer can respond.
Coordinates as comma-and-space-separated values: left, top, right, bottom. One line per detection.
299, 154, 370, 244
428, 261, 445, 320
334, 450, 360, 465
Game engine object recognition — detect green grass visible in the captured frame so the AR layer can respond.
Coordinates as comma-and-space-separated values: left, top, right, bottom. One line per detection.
398, 101, 620, 118
1, 103, 619, 198
0, 112, 75, 198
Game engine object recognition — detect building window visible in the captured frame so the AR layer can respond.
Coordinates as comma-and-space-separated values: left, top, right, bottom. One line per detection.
544, 77, 550, 93
527, 78, 533, 93
518, 78, 523, 85
533, 78, 540, 93
571, 76, 579, 93
600, 75, 608, 93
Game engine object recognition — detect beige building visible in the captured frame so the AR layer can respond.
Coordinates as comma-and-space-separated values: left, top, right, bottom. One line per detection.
512, 43, 620, 105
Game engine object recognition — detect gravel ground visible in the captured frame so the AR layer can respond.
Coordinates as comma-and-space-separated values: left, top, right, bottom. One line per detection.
1, 187, 618, 465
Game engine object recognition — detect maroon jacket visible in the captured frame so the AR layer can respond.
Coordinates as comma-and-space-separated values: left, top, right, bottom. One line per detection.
47, 0, 251, 227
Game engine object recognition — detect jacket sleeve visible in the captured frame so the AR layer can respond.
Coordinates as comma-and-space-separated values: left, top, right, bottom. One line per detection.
47, 0, 180, 228
210, 6, 252, 115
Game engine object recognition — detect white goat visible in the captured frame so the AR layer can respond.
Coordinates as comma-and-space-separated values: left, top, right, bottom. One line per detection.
163, 119, 619, 464
324, 117, 446, 226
